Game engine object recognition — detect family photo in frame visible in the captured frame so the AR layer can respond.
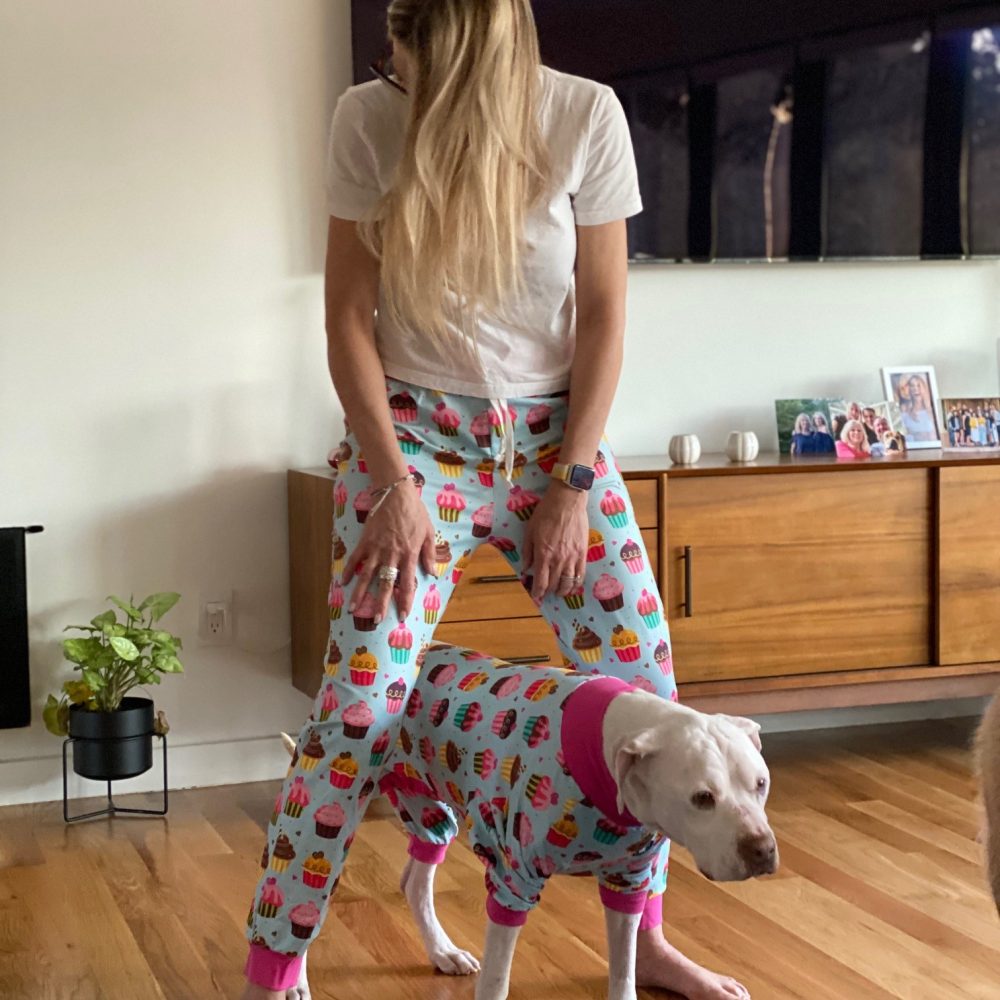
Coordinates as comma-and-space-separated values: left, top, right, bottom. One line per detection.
775, 397, 907, 457
941, 397, 1000, 449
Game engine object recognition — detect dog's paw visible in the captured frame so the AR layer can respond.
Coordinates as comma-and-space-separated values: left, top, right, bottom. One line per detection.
431, 945, 480, 976
285, 987, 311, 1000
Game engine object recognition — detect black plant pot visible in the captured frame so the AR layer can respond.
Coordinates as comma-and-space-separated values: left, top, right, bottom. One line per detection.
68, 696, 155, 781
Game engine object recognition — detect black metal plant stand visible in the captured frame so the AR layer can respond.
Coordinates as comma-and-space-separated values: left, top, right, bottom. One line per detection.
61, 733, 169, 823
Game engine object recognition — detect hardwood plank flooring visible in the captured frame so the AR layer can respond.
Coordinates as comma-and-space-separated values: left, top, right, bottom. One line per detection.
0, 716, 996, 999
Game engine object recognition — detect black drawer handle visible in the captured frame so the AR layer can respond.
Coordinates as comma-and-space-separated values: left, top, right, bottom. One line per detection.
476, 574, 521, 584
680, 545, 693, 618
502, 654, 549, 665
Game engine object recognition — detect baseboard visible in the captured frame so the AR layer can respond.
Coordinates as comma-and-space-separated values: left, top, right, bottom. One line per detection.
1, 697, 990, 807
0, 733, 293, 808
755, 695, 990, 735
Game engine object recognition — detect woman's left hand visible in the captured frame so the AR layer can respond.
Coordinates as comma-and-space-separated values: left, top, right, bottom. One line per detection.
522, 485, 589, 602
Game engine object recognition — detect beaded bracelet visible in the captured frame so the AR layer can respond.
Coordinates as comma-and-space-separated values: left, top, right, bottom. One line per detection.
368, 471, 417, 518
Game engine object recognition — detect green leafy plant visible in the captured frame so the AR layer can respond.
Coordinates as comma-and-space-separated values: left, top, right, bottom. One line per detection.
43, 592, 184, 737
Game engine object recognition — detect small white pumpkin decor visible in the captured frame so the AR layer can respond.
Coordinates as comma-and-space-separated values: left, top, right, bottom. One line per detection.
726, 431, 760, 463
668, 434, 702, 465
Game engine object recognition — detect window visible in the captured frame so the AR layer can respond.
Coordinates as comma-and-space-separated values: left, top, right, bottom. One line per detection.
619, 74, 689, 261
823, 34, 930, 258
714, 65, 793, 260
967, 27, 1000, 255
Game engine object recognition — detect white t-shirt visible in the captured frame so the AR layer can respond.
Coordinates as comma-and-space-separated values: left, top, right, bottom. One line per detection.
325, 65, 643, 398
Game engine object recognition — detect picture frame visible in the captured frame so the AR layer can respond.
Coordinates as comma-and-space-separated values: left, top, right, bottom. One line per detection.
828, 398, 907, 458
880, 366, 942, 449
773, 399, 839, 455
940, 397, 1000, 450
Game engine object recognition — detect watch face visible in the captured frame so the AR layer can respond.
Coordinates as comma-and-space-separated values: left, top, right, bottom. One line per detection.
568, 464, 595, 491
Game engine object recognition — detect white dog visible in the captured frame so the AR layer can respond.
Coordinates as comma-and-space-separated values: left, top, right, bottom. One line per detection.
975, 691, 1000, 915
277, 656, 776, 1000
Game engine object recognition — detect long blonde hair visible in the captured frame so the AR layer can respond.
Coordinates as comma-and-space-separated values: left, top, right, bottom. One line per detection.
357, 0, 552, 361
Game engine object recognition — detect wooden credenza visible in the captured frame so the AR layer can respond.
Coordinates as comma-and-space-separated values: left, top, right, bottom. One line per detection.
289, 452, 1000, 714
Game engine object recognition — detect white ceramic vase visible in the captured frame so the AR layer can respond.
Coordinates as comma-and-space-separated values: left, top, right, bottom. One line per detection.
668, 434, 702, 465
726, 431, 760, 463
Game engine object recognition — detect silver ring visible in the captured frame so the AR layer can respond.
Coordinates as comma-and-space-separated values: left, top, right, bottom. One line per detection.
377, 565, 399, 584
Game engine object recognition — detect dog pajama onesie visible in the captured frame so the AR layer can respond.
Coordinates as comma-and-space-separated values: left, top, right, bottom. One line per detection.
380, 661, 665, 924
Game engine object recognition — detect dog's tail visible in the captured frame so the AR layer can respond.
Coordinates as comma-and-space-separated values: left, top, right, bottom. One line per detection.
975, 693, 1000, 917
280, 731, 297, 756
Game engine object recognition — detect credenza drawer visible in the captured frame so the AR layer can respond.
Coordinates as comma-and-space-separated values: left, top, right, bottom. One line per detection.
441, 528, 659, 623
626, 479, 658, 529
433, 616, 565, 666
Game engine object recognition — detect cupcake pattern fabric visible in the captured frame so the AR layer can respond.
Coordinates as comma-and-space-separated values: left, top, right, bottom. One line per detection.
378, 658, 666, 920
245, 376, 676, 980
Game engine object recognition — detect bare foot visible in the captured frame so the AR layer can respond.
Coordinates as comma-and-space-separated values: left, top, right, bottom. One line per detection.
635, 928, 750, 999
238, 985, 286, 1000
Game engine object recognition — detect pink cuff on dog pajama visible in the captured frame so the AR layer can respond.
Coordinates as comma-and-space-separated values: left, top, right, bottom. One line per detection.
598, 885, 650, 916
486, 892, 531, 927
407, 834, 451, 865
245, 942, 304, 991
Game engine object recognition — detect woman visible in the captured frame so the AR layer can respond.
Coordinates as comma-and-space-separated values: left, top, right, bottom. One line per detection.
861, 406, 879, 445
835, 419, 871, 459
241, 3, 749, 999
810, 411, 835, 453
831, 413, 848, 443
899, 374, 938, 443
789, 412, 814, 455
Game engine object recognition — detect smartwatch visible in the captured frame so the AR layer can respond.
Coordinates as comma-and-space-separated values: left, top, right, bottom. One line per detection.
551, 462, 596, 492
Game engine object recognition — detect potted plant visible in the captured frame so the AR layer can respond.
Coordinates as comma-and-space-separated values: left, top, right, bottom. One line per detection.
44, 592, 183, 781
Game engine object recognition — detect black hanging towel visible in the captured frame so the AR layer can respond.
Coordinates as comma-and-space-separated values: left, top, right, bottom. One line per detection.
1, 525, 44, 729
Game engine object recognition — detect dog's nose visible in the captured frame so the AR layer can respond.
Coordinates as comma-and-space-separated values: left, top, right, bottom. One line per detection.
738, 834, 777, 876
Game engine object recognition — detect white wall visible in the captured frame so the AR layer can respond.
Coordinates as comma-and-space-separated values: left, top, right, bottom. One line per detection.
617, 259, 1000, 453
1, 2, 995, 806
1, 0, 347, 806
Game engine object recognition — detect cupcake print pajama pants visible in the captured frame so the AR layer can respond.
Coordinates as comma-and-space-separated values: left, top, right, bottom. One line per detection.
245, 376, 677, 990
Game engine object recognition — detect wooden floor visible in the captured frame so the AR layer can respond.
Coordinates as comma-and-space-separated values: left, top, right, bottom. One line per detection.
0, 716, 997, 1000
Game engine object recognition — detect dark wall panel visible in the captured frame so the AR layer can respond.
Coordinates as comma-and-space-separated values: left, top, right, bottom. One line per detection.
0, 527, 42, 730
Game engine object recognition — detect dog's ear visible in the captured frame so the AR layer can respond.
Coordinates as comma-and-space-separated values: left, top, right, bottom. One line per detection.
718, 714, 762, 751
612, 729, 660, 815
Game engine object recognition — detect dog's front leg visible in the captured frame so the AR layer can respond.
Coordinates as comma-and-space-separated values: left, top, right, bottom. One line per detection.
604, 908, 642, 1000
402, 858, 480, 974
475, 918, 521, 1000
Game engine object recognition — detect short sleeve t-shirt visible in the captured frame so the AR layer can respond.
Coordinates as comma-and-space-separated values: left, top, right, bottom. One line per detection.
325, 66, 643, 398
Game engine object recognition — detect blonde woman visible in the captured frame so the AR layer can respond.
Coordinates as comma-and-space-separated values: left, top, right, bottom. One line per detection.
899, 374, 937, 442
835, 418, 871, 459
790, 412, 814, 454
241, 3, 750, 999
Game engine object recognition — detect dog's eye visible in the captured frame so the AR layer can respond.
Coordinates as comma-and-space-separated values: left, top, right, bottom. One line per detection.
755, 777, 768, 793
691, 790, 715, 810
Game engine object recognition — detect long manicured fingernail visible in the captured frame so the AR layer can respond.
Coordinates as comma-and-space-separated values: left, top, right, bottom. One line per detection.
348, 602, 356, 613
374, 613, 382, 625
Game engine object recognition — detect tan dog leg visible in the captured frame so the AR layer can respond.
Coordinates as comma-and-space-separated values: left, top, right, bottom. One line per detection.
975, 695, 1000, 915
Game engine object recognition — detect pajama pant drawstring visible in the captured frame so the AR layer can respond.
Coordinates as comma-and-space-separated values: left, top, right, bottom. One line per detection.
489, 397, 516, 484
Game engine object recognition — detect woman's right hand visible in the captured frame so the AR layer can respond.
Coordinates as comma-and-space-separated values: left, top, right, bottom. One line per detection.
342, 479, 438, 625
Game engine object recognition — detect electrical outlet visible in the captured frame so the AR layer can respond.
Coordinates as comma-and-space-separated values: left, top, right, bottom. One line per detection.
198, 590, 233, 645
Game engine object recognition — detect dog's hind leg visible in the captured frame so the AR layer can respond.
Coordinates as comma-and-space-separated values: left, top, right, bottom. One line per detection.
475, 918, 521, 1000
401, 858, 481, 975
